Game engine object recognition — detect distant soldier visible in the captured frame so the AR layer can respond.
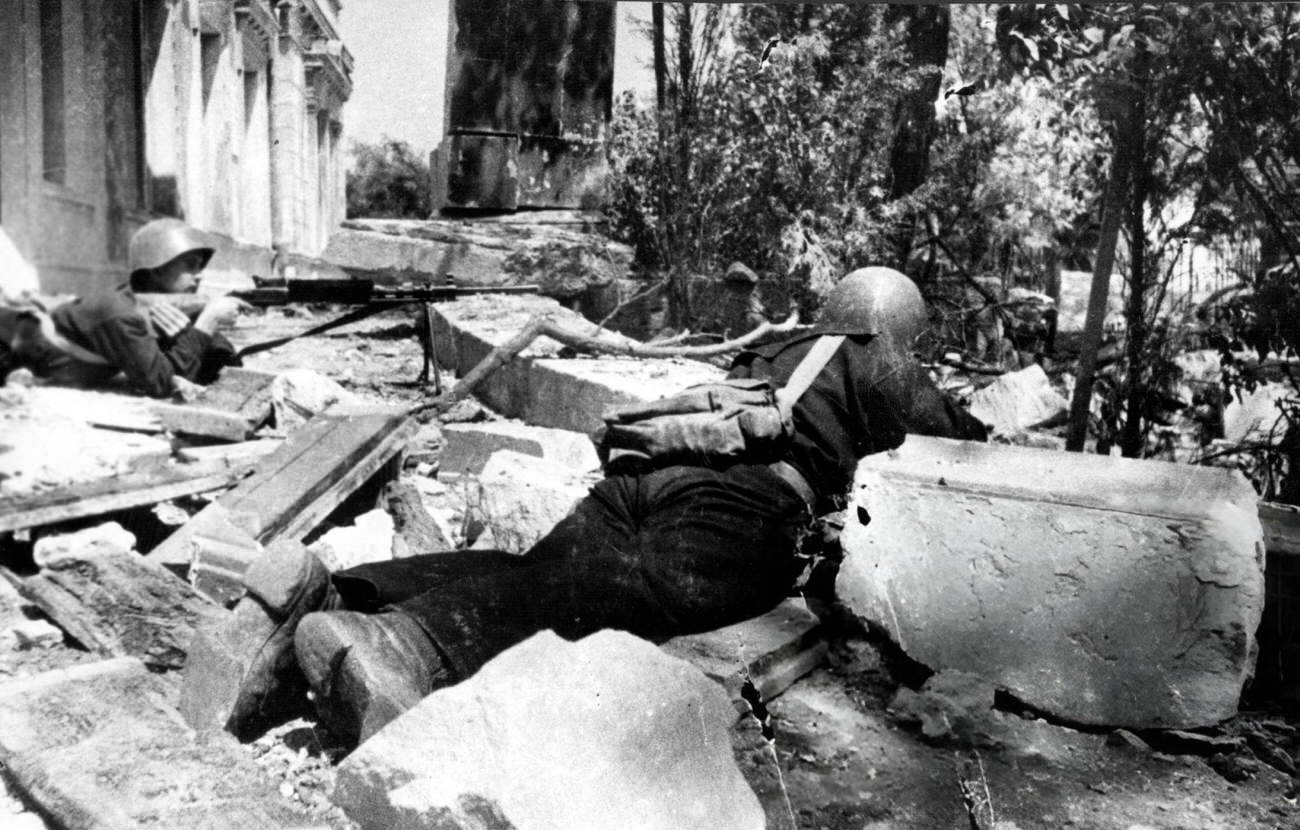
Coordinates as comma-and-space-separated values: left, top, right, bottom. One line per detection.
699, 261, 768, 339
0, 218, 245, 397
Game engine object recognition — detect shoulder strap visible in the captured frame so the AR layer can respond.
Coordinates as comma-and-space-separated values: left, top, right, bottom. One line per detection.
774, 334, 845, 417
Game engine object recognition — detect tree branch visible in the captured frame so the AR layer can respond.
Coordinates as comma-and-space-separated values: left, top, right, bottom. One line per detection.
409, 312, 803, 420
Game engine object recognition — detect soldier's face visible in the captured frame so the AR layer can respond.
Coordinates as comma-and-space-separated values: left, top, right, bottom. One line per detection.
152, 251, 206, 293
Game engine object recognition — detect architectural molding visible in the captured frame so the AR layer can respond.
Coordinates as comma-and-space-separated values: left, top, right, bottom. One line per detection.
298, 0, 339, 42
235, 0, 279, 46
305, 38, 353, 116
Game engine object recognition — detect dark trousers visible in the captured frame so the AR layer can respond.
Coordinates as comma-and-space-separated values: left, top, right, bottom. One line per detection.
333, 463, 811, 678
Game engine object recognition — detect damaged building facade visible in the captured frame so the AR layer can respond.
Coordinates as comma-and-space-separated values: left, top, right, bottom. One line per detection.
0, 0, 353, 294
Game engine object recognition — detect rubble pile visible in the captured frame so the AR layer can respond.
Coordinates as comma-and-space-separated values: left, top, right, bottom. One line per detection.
0, 291, 1296, 830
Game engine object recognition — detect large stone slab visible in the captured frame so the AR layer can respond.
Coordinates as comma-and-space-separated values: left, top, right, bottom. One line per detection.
0, 658, 328, 829
837, 435, 1265, 729
429, 294, 724, 433
332, 630, 763, 830
325, 218, 632, 298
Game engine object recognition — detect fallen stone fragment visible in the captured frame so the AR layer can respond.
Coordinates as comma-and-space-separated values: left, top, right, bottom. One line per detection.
1223, 381, 1289, 444
440, 420, 599, 475
968, 363, 1068, 436
31, 522, 136, 568
7, 618, 63, 650
1106, 728, 1152, 753
309, 509, 396, 571
889, 670, 999, 745
468, 450, 593, 553
838, 435, 1266, 729
661, 598, 826, 705
333, 630, 764, 830
0, 658, 329, 829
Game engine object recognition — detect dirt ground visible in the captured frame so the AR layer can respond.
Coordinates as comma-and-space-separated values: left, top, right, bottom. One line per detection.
2, 304, 1298, 829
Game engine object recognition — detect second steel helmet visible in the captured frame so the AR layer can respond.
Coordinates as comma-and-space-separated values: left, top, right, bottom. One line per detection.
816, 267, 928, 345
128, 218, 215, 285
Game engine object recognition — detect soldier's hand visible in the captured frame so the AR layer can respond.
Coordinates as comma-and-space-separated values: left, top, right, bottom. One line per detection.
194, 296, 250, 334
149, 301, 191, 339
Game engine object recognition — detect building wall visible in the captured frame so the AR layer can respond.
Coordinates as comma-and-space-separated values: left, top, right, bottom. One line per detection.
0, 0, 353, 295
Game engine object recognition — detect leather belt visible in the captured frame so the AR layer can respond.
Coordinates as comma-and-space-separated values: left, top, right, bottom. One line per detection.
768, 460, 816, 514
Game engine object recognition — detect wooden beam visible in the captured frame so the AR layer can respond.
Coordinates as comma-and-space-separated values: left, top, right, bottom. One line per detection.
153, 368, 276, 441
11, 552, 223, 671
0, 459, 253, 534
146, 410, 418, 601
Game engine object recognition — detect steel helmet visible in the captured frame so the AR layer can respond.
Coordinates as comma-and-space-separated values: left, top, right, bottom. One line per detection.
816, 266, 928, 344
128, 218, 214, 285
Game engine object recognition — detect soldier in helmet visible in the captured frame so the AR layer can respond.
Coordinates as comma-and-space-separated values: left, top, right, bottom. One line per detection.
208, 267, 987, 745
0, 218, 244, 397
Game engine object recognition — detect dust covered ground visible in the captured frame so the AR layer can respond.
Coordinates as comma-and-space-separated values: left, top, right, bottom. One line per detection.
0, 305, 1297, 829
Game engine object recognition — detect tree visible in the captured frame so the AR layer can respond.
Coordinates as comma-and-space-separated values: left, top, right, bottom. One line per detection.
607, 5, 916, 328
346, 138, 432, 220
995, 3, 1300, 462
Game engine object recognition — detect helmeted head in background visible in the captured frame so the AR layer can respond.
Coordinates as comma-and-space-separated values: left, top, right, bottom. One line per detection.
128, 218, 215, 293
816, 266, 927, 346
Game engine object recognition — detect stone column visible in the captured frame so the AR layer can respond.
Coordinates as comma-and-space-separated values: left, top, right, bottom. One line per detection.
269, 3, 306, 252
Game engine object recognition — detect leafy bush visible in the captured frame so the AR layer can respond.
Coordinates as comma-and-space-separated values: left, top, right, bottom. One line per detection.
346, 138, 432, 220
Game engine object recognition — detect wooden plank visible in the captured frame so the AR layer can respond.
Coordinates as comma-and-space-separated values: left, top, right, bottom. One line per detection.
0, 658, 331, 830
14, 551, 223, 670
145, 411, 418, 602
0, 460, 252, 534
153, 368, 276, 441
176, 438, 282, 465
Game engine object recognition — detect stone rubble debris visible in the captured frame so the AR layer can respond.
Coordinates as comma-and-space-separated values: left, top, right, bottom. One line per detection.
332, 629, 765, 830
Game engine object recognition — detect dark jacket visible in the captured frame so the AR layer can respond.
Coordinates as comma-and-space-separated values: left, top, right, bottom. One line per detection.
0, 285, 236, 397
730, 331, 987, 509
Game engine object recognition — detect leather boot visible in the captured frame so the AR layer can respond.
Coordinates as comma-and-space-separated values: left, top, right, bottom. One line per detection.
294, 610, 453, 746
183, 540, 339, 740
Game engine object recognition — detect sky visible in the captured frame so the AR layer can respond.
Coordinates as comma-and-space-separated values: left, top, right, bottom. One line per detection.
341, 1, 656, 167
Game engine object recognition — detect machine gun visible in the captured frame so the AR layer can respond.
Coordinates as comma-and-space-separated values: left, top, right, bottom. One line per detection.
140, 278, 540, 385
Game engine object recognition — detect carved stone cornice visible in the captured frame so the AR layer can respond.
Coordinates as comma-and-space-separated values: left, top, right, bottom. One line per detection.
235, 0, 279, 44
305, 37, 353, 114
298, 0, 339, 42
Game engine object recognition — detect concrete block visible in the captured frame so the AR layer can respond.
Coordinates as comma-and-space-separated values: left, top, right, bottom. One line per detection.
0, 658, 326, 829
333, 630, 764, 830
469, 451, 593, 554
969, 363, 1068, 436
429, 295, 725, 433
662, 598, 826, 705
837, 435, 1266, 729
440, 421, 599, 475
